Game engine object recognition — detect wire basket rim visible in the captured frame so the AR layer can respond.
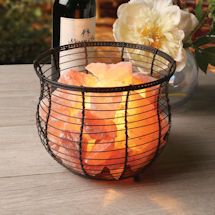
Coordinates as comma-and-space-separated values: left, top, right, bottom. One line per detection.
34, 41, 176, 93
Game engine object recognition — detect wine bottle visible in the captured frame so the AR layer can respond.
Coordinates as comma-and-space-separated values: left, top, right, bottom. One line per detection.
52, 0, 96, 79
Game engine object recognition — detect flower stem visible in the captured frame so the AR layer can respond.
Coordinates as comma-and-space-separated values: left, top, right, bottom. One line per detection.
186, 9, 210, 43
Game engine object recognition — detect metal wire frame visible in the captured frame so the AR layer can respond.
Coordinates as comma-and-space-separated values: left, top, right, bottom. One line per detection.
34, 41, 176, 180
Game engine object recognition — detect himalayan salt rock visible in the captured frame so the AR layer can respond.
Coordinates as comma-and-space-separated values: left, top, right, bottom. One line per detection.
127, 93, 169, 172
83, 142, 125, 180
83, 110, 117, 141
81, 110, 119, 177
112, 109, 128, 179
58, 69, 85, 85
86, 62, 133, 118
114, 93, 169, 173
82, 141, 114, 177
48, 116, 82, 173
56, 69, 96, 114
85, 62, 133, 87
39, 87, 81, 166
105, 147, 125, 180
39, 68, 96, 131
39, 69, 95, 123
90, 92, 122, 119
39, 89, 81, 123
39, 69, 96, 174
132, 72, 159, 105
58, 69, 96, 87
46, 115, 83, 173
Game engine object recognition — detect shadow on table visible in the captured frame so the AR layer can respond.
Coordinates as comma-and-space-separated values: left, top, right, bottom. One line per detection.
173, 84, 215, 115
68, 77, 215, 187
85, 131, 207, 187
131, 84, 215, 185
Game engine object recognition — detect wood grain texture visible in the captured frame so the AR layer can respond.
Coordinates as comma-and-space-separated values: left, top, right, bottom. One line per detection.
0, 65, 215, 215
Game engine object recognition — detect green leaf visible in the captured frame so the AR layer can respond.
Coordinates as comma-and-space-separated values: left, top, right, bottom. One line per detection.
209, 23, 215, 35
195, 0, 203, 21
208, 0, 215, 21
193, 35, 215, 47
195, 51, 208, 73
202, 47, 215, 65
195, 47, 215, 73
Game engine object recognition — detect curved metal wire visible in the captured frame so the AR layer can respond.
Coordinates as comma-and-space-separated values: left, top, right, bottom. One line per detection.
34, 41, 176, 180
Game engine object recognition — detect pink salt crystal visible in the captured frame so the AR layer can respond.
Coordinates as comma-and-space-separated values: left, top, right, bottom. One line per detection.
109, 147, 125, 180
112, 92, 170, 175
124, 93, 169, 172
83, 140, 125, 179
39, 89, 82, 131
39, 69, 88, 174
81, 110, 118, 176
58, 69, 85, 86
57, 124, 81, 172
46, 115, 83, 173
83, 110, 117, 141
39, 70, 86, 123
58, 69, 97, 87
83, 141, 114, 176
132, 72, 159, 105
86, 62, 133, 118
90, 92, 122, 118
85, 62, 133, 87
40, 68, 95, 139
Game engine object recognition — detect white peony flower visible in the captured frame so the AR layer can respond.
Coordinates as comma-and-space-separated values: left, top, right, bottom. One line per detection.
113, 0, 199, 71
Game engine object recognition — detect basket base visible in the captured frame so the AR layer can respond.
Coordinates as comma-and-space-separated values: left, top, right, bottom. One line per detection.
49, 145, 167, 181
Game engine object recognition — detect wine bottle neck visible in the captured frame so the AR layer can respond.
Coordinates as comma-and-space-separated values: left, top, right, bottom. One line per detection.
54, 0, 96, 19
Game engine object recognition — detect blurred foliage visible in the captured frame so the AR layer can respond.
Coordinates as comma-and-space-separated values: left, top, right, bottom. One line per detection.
191, 0, 215, 73
180, 0, 215, 73
208, 0, 215, 21
0, 0, 52, 64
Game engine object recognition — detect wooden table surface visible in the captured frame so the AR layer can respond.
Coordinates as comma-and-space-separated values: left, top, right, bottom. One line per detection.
0, 65, 215, 215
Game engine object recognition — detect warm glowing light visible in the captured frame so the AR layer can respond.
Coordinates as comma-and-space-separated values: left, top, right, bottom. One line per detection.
40, 62, 169, 179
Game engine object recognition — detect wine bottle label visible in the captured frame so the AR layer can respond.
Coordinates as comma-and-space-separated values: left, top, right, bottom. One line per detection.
60, 17, 96, 73
60, 17, 96, 45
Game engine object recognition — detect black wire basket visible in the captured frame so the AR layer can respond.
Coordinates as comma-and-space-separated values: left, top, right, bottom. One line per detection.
34, 41, 176, 180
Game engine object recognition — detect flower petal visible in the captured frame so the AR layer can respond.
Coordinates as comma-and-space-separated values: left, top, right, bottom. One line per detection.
175, 49, 186, 72
178, 9, 199, 40
130, 0, 173, 8
113, 0, 190, 72
160, 5, 181, 26
117, 3, 128, 18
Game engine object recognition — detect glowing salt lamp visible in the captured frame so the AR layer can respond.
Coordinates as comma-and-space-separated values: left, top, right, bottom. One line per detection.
41, 62, 169, 179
